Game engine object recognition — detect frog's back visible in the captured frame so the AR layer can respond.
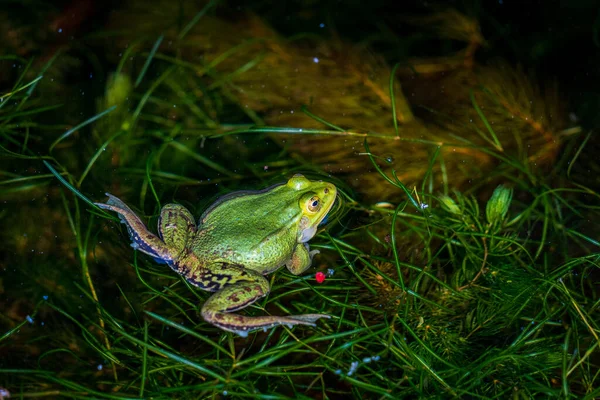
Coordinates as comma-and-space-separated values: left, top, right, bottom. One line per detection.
193, 186, 301, 268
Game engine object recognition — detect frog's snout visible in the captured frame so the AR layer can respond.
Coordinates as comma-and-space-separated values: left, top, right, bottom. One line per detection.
323, 183, 337, 197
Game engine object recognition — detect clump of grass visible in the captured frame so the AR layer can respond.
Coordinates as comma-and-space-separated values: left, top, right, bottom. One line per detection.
1, 4, 599, 399
104, 2, 572, 202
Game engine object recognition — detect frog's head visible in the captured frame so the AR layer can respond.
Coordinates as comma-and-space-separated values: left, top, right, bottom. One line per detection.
286, 174, 337, 243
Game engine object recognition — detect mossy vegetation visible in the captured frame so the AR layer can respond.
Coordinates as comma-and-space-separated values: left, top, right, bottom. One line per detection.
1, 1, 599, 398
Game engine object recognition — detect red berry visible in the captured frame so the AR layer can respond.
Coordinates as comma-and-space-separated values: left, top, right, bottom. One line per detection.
315, 271, 326, 283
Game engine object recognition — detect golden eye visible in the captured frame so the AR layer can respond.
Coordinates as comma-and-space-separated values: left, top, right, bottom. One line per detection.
307, 196, 321, 212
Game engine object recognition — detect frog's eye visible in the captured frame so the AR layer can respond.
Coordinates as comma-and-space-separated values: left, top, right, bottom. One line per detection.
307, 196, 321, 213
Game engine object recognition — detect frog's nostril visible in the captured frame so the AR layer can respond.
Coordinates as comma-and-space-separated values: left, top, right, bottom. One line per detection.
324, 188, 329, 194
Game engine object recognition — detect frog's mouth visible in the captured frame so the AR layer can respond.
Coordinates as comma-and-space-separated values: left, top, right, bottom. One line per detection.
308, 186, 339, 236
320, 186, 341, 226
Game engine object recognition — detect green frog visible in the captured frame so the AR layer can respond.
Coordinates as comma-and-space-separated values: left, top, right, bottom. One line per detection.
95, 174, 336, 337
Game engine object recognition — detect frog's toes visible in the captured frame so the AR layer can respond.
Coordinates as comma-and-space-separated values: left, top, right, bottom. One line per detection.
288, 313, 330, 324
233, 329, 249, 338
103, 193, 128, 208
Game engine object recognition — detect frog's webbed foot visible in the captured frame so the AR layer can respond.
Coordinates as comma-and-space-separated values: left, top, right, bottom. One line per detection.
199, 266, 329, 337
95, 193, 174, 264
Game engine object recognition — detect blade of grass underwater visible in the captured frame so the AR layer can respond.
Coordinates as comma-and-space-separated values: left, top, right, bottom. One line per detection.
205, 38, 265, 72
164, 79, 218, 128
230, 342, 318, 377
567, 130, 593, 178
301, 106, 345, 131
0, 300, 44, 342
210, 126, 432, 140
59, 187, 78, 237
115, 283, 140, 324
534, 195, 551, 260
178, 0, 221, 40
363, 138, 422, 211
390, 202, 407, 293
12, 58, 34, 94
562, 328, 571, 398
0, 173, 57, 186
130, 254, 198, 326
37, 348, 87, 369
558, 279, 600, 344
208, 52, 267, 90
0, 370, 138, 399
22, 125, 29, 153
77, 129, 124, 187
44, 302, 119, 365
568, 341, 599, 378
0, 142, 53, 159
130, 65, 175, 128
566, 228, 600, 247
470, 89, 503, 151
135, 35, 164, 87
0, 104, 62, 121
421, 145, 441, 194
326, 232, 376, 295
336, 375, 396, 398
389, 62, 401, 136
291, 284, 376, 312
395, 322, 459, 369
115, 39, 142, 76
167, 138, 242, 178
0, 55, 28, 63
139, 320, 149, 398
43, 160, 110, 215
118, 167, 209, 185
71, 202, 119, 380
26, 50, 61, 97
0, 75, 43, 103
0, 182, 48, 194
0, 127, 30, 149
49, 105, 117, 152
113, 325, 228, 382
144, 311, 231, 355
145, 151, 161, 208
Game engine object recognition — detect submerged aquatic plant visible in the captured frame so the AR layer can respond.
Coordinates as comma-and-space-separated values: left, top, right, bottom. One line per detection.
0, 3, 599, 399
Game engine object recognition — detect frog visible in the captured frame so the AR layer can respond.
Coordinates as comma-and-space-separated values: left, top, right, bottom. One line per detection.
95, 174, 336, 337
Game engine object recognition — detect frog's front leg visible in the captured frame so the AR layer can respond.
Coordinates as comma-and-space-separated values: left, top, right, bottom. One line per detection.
196, 264, 329, 337
95, 193, 175, 264
285, 243, 320, 275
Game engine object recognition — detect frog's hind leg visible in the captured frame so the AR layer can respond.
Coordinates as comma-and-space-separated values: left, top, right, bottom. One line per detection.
199, 265, 330, 337
158, 203, 196, 256
95, 193, 174, 264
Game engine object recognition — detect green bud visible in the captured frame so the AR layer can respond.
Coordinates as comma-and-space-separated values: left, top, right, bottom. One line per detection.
105, 73, 132, 107
486, 185, 513, 225
439, 195, 461, 215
